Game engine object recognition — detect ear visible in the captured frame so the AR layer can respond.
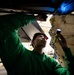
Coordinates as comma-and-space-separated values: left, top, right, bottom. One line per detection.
30, 41, 34, 47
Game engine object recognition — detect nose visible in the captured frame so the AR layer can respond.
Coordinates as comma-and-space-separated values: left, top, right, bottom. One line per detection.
42, 37, 46, 41
41, 36, 45, 39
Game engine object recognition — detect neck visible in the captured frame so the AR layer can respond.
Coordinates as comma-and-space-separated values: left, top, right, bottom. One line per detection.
34, 46, 43, 54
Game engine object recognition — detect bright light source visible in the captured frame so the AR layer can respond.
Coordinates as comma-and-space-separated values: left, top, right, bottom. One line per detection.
57, 0, 74, 14
71, 11, 74, 14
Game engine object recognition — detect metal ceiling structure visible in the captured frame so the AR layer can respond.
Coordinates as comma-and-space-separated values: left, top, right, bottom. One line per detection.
0, 0, 74, 15
0, 0, 74, 42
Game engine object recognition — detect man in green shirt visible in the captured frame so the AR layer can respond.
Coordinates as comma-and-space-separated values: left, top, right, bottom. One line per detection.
0, 13, 74, 75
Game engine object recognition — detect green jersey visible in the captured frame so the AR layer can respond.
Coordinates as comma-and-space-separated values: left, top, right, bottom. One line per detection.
0, 13, 73, 75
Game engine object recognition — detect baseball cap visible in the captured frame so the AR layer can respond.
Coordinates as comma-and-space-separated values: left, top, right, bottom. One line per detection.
32, 32, 48, 41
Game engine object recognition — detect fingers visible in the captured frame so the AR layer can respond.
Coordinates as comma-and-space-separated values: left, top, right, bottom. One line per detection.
57, 34, 68, 48
57, 34, 66, 43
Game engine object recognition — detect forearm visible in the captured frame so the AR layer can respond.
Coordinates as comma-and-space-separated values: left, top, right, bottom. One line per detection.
0, 13, 36, 30
62, 47, 73, 60
62, 47, 74, 75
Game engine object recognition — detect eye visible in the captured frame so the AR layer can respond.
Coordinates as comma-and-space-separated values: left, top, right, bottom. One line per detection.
40, 35, 45, 38
40, 35, 43, 37
38, 35, 43, 38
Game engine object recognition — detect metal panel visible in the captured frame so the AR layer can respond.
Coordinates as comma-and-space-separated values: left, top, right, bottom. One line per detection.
18, 21, 44, 42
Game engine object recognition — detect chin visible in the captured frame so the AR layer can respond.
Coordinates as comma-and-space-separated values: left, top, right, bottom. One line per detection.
37, 43, 46, 48
41, 44, 46, 48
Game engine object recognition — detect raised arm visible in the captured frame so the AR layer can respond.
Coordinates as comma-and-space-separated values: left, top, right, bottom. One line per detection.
0, 13, 47, 71
0, 13, 37, 70
56, 34, 74, 75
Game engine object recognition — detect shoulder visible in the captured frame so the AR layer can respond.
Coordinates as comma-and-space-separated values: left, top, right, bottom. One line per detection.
43, 53, 56, 63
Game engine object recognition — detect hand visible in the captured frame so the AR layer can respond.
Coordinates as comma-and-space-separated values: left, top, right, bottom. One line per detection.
35, 14, 47, 21
57, 34, 68, 48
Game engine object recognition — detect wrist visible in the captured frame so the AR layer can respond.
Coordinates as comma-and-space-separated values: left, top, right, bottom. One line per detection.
62, 46, 69, 49
62, 44, 68, 48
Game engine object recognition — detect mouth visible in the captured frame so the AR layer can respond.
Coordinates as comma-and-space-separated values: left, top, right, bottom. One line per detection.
41, 40, 46, 45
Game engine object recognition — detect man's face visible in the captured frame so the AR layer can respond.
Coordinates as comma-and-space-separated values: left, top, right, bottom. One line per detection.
32, 35, 47, 48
